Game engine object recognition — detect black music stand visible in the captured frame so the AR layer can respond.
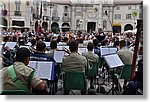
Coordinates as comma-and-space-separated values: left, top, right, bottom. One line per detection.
103, 54, 124, 95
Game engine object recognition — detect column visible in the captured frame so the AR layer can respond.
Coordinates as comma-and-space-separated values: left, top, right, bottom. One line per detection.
71, 5, 75, 31
97, 0, 103, 29
82, 6, 86, 31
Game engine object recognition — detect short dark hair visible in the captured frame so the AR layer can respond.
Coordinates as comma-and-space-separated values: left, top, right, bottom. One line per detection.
50, 41, 57, 49
87, 42, 94, 51
93, 39, 99, 46
36, 41, 46, 51
16, 48, 30, 62
64, 37, 68, 42
31, 39, 36, 46
69, 41, 78, 52
119, 40, 126, 47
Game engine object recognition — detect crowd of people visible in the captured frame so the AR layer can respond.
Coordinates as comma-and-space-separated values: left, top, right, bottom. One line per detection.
0, 28, 143, 95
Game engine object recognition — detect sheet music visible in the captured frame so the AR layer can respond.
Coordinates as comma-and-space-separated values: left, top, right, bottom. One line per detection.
28, 61, 54, 80
28, 61, 37, 70
57, 46, 69, 50
36, 61, 54, 80
78, 47, 87, 54
44, 42, 51, 47
103, 54, 124, 69
4, 42, 17, 49
112, 54, 124, 67
100, 47, 109, 57
53, 50, 65, 63
109, 48, 118, 54
100, 47, 118, 57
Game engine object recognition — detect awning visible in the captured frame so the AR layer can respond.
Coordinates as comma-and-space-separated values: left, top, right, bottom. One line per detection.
10, 26, 22, 28
112, 22, 121, 26
12, 16, 25, 21
0, 25, 6, 28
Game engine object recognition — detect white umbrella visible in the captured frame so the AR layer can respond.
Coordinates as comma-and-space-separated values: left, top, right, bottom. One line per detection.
124, 30, 132, 33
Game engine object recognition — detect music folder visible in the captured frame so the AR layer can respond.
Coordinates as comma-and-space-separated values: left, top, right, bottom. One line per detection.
103, 54, 124, 69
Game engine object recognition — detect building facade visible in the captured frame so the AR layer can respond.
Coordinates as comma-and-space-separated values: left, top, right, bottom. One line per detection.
0, 0, 32, 31
0, 0, 142, 33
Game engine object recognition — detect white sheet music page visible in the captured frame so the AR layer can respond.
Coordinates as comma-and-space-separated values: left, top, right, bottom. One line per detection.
36, 61, 54, 80
112, 54, 124, 67
103, 54, 124, 69
78, 47, 87, 54
28, 61, 37, 70
100, 47, 109, 57
104, 55, 116, 68
4, 42, 17, 49
109, 48, 118, 54
54, 51, 65, 63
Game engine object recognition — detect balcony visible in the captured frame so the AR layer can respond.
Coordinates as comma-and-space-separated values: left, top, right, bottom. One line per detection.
14, 11, 21, 16
52, 16, 60, 22
62, 16, 70, 22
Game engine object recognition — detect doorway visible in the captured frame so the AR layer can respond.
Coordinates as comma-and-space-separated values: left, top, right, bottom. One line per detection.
87, 22, 96, 33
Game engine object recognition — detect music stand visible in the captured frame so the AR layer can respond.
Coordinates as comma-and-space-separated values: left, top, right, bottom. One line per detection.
100, 47, 118, 80
103, 54, 124, 95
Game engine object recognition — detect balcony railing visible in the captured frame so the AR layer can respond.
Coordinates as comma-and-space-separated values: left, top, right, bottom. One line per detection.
14, 11, 21, 16
62, 16, 70, 22
52, 16, 60, 21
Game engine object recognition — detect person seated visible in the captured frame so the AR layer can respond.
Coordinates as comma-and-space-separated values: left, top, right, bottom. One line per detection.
29, 39, 36, 54
30, 41, 57, 94
62, 41, 88, 95
30, 41, 55, 62
117, 40, 133, 65
82, 42, 99, 88
46, 40, 58, 58
82, 42, 99, 63
1, 48, 48, 94
62, 41, 88, 73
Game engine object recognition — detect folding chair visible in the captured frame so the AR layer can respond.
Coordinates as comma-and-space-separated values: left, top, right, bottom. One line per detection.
115, 64, 132, 94
63, 72, 87, 95
86, 61, 99, 88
